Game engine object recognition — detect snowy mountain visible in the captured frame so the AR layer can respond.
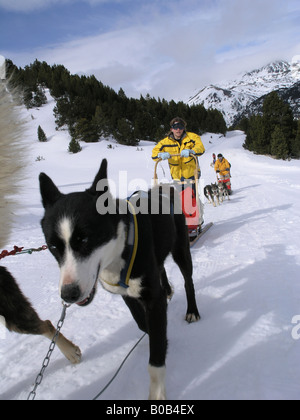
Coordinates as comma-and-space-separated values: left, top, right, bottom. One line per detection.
1, 92, 300, 401
187, 56, 300, 127
234, 80, 300, 126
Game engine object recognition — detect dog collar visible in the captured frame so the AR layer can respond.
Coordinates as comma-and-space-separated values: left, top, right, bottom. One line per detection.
118, 199, 138, 289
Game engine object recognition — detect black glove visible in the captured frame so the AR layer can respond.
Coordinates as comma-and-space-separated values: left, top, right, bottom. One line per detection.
216, 170, 220, 173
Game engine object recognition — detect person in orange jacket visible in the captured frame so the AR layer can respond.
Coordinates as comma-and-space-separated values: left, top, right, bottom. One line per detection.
214, 153, 232, 193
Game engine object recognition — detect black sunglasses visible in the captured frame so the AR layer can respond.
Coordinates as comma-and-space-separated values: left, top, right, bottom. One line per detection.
171, 123, 185, 130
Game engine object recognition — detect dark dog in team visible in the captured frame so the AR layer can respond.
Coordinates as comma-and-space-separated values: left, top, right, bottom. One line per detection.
204, 183, 219, 207
218, 182, 230, 202
0, 267, 81, 363
39, 159, 201, 399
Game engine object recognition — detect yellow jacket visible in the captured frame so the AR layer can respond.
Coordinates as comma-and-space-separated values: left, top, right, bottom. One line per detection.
214, 157, 231, 177
152, 132, 205, 180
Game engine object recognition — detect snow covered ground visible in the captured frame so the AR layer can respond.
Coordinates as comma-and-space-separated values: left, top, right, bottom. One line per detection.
1, 95, 300, 400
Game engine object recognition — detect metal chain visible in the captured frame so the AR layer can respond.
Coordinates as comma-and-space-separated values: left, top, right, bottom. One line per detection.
27, 302, 70, 401
0, 245, 48, 260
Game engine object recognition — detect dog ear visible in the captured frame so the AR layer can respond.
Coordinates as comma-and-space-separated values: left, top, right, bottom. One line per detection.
39, 173, 63, 208
86, 159, 109, 196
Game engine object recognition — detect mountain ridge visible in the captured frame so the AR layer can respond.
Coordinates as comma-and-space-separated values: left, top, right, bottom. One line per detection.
187, 57, 300, 126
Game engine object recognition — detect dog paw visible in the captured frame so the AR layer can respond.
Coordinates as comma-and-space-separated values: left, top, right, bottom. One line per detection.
148, 365, 166, 400
185, 313, 201, 323
64, 344, 82, 364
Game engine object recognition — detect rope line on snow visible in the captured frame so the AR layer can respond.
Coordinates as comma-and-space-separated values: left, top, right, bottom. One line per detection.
92, 332, 147, 400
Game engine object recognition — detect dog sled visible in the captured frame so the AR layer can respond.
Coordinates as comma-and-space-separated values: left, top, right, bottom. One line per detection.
154, 154, 213, 246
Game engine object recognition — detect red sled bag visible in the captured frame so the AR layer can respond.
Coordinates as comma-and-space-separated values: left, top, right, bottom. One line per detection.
180, 186, 199, 230
218, 176, 231, 191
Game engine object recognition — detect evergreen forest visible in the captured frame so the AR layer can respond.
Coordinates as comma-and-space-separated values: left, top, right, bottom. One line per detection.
6, 59, 227, 148
237, 92, 300, 160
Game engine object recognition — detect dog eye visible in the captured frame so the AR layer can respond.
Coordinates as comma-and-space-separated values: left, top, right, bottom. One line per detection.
72, 235, 89, 249
48, 243, 62, 262
77, 236, 88, 244
48, 239, 64, 257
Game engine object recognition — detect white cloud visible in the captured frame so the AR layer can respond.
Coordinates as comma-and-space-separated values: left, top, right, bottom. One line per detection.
2, 0, 299, 100
36, 24, 171, 97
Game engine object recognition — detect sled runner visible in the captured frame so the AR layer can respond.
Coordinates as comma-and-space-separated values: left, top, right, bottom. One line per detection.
154, 154, 213, 246
189, 222, 213, 246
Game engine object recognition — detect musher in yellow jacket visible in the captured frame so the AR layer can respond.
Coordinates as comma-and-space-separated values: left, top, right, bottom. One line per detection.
152, 117, 205, 181
152, 117, 205, 231
214, 153, 232, 193
214, 153, 231, 177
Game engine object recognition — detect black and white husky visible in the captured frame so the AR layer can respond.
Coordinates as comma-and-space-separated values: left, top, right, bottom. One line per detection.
218, 182, 230, 202
39, 159, 201, 400
0, 79, 81, 364
204, 183, 219, 207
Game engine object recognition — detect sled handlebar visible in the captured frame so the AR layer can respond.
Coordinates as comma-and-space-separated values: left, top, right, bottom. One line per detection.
153, 154, 200, 209
153, 153, 199, 183
216, 171, 231, 182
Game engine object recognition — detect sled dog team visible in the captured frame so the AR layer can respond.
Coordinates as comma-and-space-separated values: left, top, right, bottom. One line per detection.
204, 181, 230, 207
204, 152, 231, 206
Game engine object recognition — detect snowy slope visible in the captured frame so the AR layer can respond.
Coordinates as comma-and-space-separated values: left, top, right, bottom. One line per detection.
1, 96, 300, 401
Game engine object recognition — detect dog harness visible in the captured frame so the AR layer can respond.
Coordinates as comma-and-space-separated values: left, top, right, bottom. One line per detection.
118, 199, 139, 288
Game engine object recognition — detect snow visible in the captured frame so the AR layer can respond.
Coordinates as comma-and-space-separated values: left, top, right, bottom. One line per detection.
291, 56, 300, 80
188, 58, 300, 126
0, 55, 5, 79
1, 94, 300, 401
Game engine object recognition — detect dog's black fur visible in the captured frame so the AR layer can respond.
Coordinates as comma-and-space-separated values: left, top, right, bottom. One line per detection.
0, 266, 47, 335
218, 181, 230, 201
204, 183, 219, 206
204, 184, 213, 202
39, 159, 200, 399
0, 266, 81, 363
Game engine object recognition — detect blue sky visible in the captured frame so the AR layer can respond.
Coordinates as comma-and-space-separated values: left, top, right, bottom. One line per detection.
0, 0, 299, 100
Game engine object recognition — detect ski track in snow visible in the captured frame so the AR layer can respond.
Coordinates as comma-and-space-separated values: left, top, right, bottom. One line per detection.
1, 96, 300, 400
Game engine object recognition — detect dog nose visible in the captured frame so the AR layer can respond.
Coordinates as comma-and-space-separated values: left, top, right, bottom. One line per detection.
61, 284, 81, 304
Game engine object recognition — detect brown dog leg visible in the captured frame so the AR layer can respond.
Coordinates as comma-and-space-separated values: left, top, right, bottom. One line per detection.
0, 266, 81, 364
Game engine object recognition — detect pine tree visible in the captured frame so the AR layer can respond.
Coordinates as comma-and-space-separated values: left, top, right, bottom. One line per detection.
244, 92, 297, 159
32, 86, 47, 107
290, 119, 300, 158
37, 125, 47, 142
73, 118, 99, 143
24, 90, 34, 109
24, 85, 47, 108
68, 137, 82, 154
114, 118, 139, 146
271, 126, 289, 159
94, 105, 109, 138
262, 92, 294, 152
244, 115, 266, 153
